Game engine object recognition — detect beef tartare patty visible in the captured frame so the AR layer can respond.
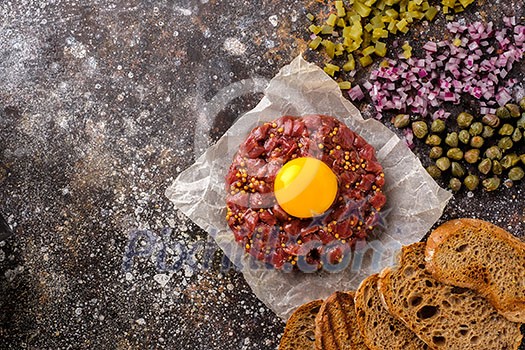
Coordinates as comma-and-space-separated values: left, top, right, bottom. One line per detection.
225, 115, 386, 271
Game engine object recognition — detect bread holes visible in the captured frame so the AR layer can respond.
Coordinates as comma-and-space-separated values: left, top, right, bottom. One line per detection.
305, 330, 315, 341
416, 305, 439, 319
432, 335, 446, 346
470, 335, 479, 345
456, 243, 468, 252
358, 310, 365, 320
403, 266, 414, 277
408, 295, 423, 307
458, 325, 469, 337
441, 300, 451, 308
451, 286, 468, 294
418, 263, 426, 270
367, 298, 373, 308
424, 280, 433, 288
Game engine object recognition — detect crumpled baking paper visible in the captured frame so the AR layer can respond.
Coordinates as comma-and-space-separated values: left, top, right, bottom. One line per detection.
166, 56, 452, 320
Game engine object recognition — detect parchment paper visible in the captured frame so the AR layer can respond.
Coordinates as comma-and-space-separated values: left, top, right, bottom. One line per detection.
166, 56, 452, 320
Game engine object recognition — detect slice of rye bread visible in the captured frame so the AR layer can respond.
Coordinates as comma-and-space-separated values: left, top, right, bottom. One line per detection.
378, 242, 523, 350
354, 274, 429, 350
425, 218, 525, 323
279, 300, 323, 350
314, 291, 369, 350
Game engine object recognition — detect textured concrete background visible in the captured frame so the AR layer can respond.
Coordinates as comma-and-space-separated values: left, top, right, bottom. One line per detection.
0, 0, 523, 349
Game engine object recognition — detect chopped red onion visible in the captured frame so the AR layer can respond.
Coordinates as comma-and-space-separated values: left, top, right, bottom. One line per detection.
403, 128, 414, 148
348, 85, 365, 101
423, 42, 438, 52
364, 19, 524, 119
496, 89, 512, 106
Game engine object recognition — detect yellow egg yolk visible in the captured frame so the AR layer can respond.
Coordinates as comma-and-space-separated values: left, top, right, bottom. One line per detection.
274, 157, 339, 218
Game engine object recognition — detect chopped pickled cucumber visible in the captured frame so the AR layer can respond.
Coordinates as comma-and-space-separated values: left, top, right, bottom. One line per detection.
424, 6, 438, 20
374, 41, 387, 56
343, 54, 356, 71
338, 81, 352, 89
335, 1, 346, 17
359, 55, 373, 67
322, 40, 336, 58
309, 36, 322, 50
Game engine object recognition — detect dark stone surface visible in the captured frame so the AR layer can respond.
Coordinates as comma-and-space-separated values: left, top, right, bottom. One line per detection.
0, 0, 523, 349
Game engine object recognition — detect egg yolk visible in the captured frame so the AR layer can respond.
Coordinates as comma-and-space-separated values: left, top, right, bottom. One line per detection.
274, 157, 339, 218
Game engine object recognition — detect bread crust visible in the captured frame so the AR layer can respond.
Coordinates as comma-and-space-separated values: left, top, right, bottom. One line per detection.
314, 291, 368, 350
279, 299, 323, 350
425, 218, 525, 323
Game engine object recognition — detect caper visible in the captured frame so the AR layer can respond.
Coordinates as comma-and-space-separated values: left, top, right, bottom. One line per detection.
481, 114, 500, 128
436, 157, 451, 171
508, 167, 525, 181
464, 149, 480, 164
431, 119, 446, 133
464, 174, 480, 191
429, 146, 443, 159
451, 162, 466, 178
447, 148, 463, 161
459, 130, 470, 144
478, 158, 492, 175
498, 137, 513, 151
505, 103, 520, 117
449, 177, 462, 192
501, 153, 520, 169
426, 165, 442, 179
469, 122, 483, 136
517, 114, 525, 129
512, 128, 522, 142
520, 97, 525, 111
393, 114, 410, 128
496, 106, 511, 119
457, 112, 474, 128
482, 126, 494, 138
470, 136, 484, 148
498, 123, 514, 136
482, 177, 501, 191
485, 146, 503, 160
521, 154, 525, 165
425, 134, 442, 146
445, 132, 459, 147
492, 160, 503, 175
412, 121, 428, 139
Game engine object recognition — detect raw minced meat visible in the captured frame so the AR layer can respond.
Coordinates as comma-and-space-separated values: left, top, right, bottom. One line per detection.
225, 115, 386, 271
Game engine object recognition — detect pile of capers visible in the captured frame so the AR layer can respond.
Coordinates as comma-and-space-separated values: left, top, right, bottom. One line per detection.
394, 97, 525, 192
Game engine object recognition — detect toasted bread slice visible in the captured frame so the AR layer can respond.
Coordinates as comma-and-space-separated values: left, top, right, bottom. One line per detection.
378, 242, 523, 350
425, 218, 525, 323
314, 291, 368, 350
355, 274, 429, 350
279, 300, 322, 350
